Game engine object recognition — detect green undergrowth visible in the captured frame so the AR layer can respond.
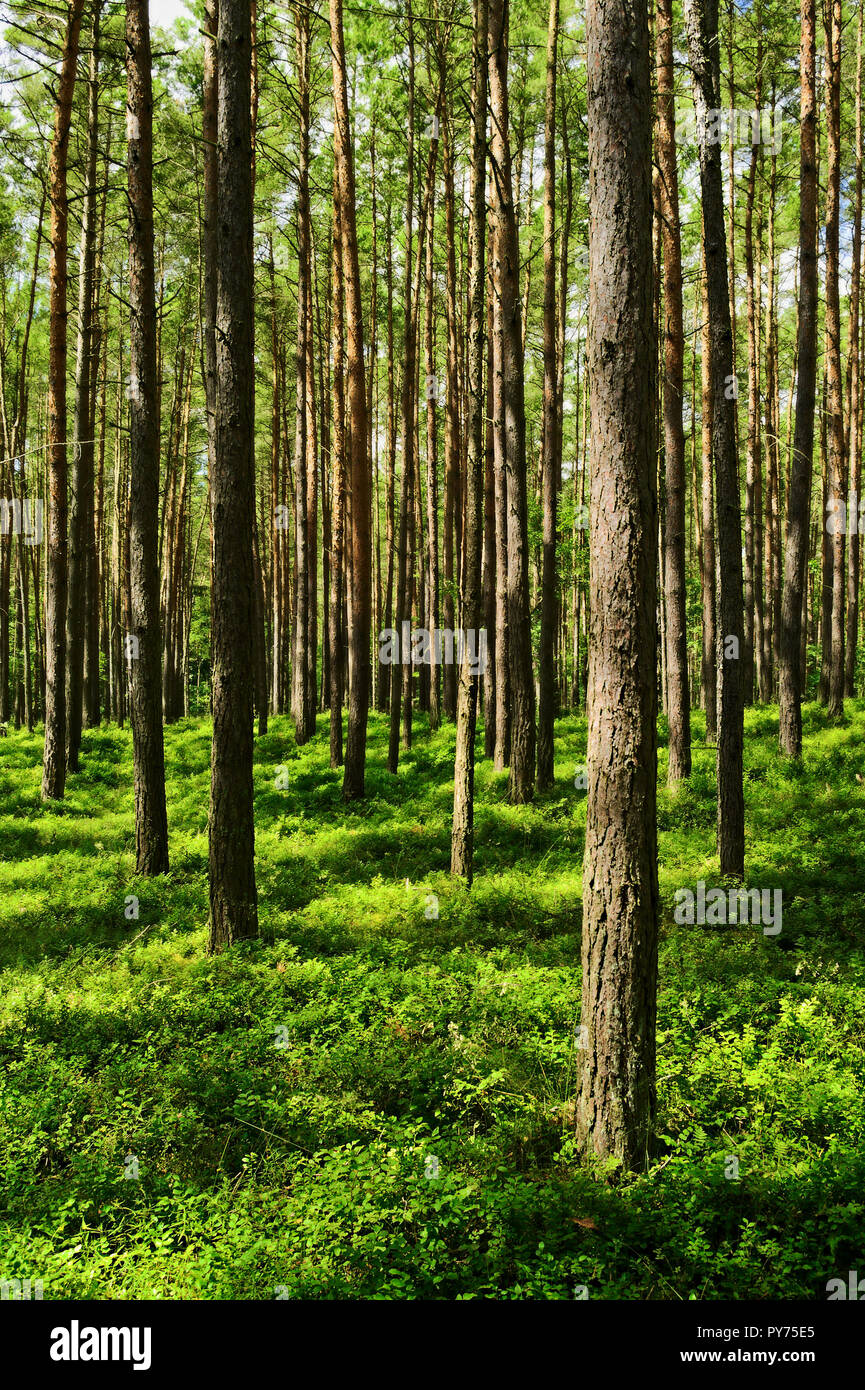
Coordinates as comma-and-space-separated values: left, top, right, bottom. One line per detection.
1, 701, 863, 1298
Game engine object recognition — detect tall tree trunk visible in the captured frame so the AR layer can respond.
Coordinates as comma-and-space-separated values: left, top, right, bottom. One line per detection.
724, 0, 740, 475
66, 2, 101, 770
202, 0, 218, 684
249, 0, 269, 740
825, 0, 846, 716
763, 102, 780, 702
685, 0, 745, 879
577, 0, 658, 1170
560, 127, 576, 712
818, 351, 832, 702
442, 106, 459, 724
424, 142, 441, 733
846, 3, 863, 698
126, 0, 170, 875
269, 239, 285, 715
110, 358, 124, 726
366, 134, 378, 716
208, 0, 259, 947
8, 189, 45, 733
700, 235, 717, 741
536, 0, 558, 792
0, 443, 9, 728
825, 0, 846, 715
489, 0, 535, 803
331, 0, 371, 800
86, 139, 110, 730
389, 59, 440, 768
388, 21, 416, 775
742, 32, 762, 708
451, 0, 488, 880
482, 323, 497, 755
329, 164, 346, 768
779, 0, 818, 756
491, 207, 510, 770
42, 0, 85, 801
304, 224, 318, 739
292, 5, 312, 744
656, 0, 691, 781
379, 198, 396, 714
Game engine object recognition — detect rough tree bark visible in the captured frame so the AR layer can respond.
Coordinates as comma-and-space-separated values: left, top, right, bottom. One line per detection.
292, 4, 312, 744
126, 0, 170, 875
845, 5, 863, 698
576, 0, 659, 1171
442, 105, 459, 724
202, 3, 218, 487
700, 235, 717, 742
66, 2, 101, 771
388, 27, 416, 775
825, 0, 846, 717
685, 0, 745, 879
42, 0, 85, 801
742, 31, 763, 708
779, 0, 818, 757
424, 152, 441, 734
208, 0, 259, 947
331, 0, 371, 800
451, 0, 488, 880
329, 164, 346, 768
536, 0, 558, 792
491, 209, 511, 770
763, 104, 780, 702
656, 0, 691, 781
489, 0, 535, 803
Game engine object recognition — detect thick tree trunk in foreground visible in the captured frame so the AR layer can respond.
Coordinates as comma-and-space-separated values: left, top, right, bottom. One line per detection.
656, 0, 691, 782
451, 0, 488, 879
685, 0, 745, 879
576, 0, 659, 1171
208, 0, 258, 948
42, 0, 85, 801
779, 0, 818, 757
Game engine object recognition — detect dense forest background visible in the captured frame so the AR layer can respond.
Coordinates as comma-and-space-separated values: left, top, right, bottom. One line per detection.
3, 0, 861, 756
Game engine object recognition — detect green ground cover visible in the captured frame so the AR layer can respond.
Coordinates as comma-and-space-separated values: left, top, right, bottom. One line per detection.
1, 703, 863, 1298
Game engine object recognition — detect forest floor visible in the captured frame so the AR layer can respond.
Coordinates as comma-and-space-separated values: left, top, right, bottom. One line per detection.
1, 702, 864, 1299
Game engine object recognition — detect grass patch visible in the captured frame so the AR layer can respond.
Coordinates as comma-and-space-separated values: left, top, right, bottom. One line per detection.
1, 703, 863, 1298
